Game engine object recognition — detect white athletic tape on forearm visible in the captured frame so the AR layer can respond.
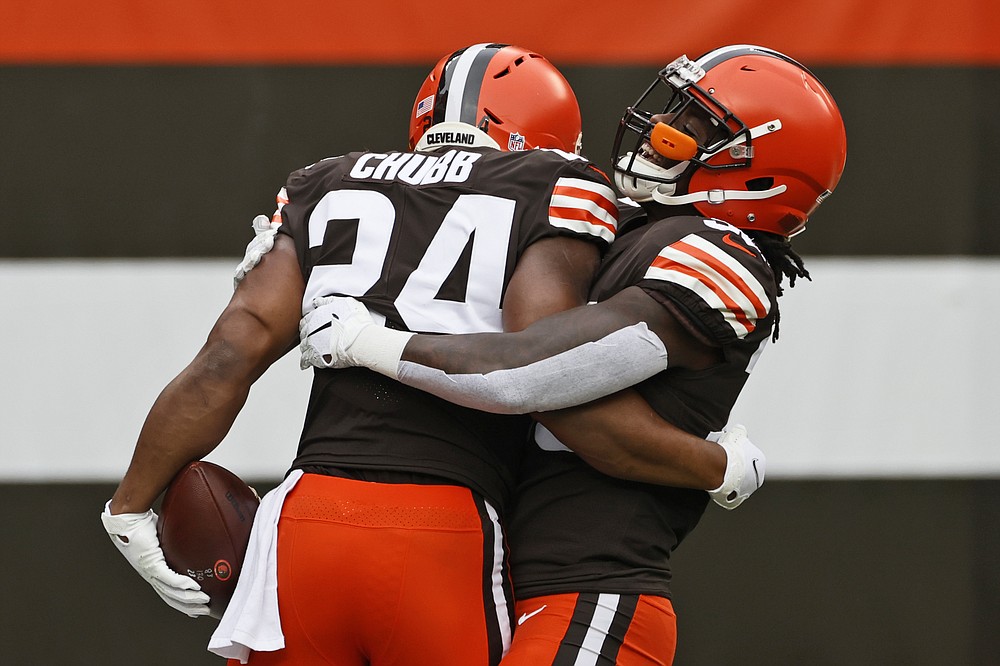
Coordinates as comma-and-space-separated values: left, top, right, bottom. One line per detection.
348, 325, 413, 378
395, 323, 668, 414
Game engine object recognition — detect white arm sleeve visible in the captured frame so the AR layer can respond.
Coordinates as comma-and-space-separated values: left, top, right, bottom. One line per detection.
395, 323, 668, 414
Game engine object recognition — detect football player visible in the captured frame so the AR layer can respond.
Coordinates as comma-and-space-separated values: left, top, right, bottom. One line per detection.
299, 45, 848, 664
101, 43, 748, 666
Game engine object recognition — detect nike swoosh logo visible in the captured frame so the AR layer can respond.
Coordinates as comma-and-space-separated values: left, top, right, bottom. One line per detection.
722, 233, 756, 258
752, 459, 762, 489
307, 320, 333, 338
517, 604, 547, 625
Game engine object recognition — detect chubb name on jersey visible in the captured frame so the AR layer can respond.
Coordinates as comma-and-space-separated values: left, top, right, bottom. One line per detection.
349, 149, 482, 186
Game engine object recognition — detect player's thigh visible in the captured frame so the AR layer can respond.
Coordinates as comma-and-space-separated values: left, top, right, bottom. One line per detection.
379, 520, 513, 665
503, 593, 676, 666
234, 514, 368, 666
282, 475, 512, 666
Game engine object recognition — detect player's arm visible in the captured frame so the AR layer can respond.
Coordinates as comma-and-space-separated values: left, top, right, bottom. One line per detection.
109, 234, 303, 515
301, 282, 763, 504
300, 248, 761, 504
537, 389, 723, 487
532, 390, 763, 508
101, 236, 303, 616
500, 235, 599, 331
413, 284, 713, 370
301, 284, 710, 414
509, 294, 760, 506
474, 231, 756, 499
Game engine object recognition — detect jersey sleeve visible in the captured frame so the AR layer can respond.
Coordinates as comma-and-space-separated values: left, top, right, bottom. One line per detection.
545, 160, 619, 247
639, 229, 775, 345
270, 186, 290, 225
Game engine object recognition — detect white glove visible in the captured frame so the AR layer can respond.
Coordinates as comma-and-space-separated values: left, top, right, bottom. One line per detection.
298, 295, 413, 376
101, 501, 211, 617
707, 425, 766, 510
233, 214, 281, 288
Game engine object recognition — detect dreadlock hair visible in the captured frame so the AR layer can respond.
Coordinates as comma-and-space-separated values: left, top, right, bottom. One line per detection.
745, 231, 811, 342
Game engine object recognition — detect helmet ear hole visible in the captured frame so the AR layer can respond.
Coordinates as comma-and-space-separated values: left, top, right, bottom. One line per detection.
746, 176, 774, 191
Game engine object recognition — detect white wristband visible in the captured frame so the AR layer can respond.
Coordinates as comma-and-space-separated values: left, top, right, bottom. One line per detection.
349, 325, 414, 379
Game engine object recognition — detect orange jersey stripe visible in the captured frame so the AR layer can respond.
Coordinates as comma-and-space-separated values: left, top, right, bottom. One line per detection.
552, 184, 619, 221
549, 205, 617, 236
671, 239, 768, 318
650, 257, 757, 333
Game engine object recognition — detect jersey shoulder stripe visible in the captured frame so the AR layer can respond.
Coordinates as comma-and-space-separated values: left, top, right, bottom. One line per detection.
271, 186, 290, 223
548, 177, 618, 243
644, 233, 771, 338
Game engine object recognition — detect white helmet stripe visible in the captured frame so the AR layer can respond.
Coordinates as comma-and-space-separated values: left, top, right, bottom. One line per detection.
694, 44, 765, 68
444, 43, 496, 124
694, 44, 807, 74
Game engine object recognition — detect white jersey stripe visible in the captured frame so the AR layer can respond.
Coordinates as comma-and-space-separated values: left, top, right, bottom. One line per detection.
549, 193, 618, 230
650, 249, 759, 322
548, 176, 618, 242
646, 263, 753, 337
554, 177, 618, 215
657, 244, 766, 319
679, 234, 770, 313
643, 233, 770, 337
548, 216, 616, 243
554, 176, 617, 198
573, 593, 621, 666
271, 186, 289, 223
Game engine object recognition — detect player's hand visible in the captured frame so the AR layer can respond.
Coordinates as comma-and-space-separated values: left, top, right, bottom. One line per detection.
707, 425, 765, 510
101, 501, 211, 617
298, 295, 377, 370
233, 214, 281, 288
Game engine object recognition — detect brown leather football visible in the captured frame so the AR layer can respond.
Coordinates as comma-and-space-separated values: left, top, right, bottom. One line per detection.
156, 461, 260, 619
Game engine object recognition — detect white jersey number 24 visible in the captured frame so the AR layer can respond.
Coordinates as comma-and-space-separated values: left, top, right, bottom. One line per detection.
302, 189, 515, 334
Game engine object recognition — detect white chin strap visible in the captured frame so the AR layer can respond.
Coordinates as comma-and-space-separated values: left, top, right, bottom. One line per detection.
650, 183, 787, 206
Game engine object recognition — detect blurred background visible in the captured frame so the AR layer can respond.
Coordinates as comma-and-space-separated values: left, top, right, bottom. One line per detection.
2, 0, 998, 663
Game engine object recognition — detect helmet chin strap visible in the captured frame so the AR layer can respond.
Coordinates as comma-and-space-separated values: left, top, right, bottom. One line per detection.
650, 183, 787, 206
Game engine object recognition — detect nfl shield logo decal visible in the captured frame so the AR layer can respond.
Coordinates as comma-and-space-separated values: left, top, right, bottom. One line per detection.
508, 133, 526, 151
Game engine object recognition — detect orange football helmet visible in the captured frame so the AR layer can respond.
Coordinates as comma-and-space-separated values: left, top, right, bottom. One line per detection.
612, 45, 847, 237
408, 43, 583, 154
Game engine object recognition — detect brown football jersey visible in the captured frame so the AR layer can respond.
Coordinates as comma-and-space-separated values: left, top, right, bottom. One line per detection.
509, 211, 778, 599
275, 146, 618, 509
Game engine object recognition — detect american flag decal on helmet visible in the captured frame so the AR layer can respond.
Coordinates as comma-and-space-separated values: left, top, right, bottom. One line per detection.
547, 177, 618, 243
645, 234, 771, 338
416, 94, 434, 118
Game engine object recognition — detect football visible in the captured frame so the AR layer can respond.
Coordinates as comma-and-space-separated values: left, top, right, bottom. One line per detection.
157, 461, 260, 619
